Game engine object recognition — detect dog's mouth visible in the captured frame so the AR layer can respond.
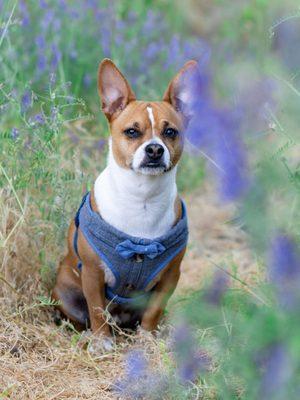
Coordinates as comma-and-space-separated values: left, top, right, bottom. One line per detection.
133, 160, 172, 176
141, 161, 166, 169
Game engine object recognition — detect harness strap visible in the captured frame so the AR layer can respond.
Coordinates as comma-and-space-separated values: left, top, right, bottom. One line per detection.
73, 192, 89, 270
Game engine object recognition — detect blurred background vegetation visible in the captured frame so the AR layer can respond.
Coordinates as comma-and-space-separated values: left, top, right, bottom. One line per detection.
0, 0, 299, 398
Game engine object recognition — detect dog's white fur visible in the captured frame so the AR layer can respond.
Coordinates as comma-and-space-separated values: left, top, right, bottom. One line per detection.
94, 140, 177, 240
147, 106, 155, 136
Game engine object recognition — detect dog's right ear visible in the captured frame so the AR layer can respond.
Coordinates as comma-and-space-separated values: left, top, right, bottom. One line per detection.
163, 60, 198, 118
97, 59, 136, 121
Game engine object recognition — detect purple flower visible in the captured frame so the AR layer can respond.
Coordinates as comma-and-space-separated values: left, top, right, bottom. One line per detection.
51, 43, 62, 70
184, 62, 249, 201
35, 35, 47, 74
124, 350, 148, 380
144, 41, 162, 61
40, 9, 55, 31
205, 271, 229, 305
39, 0, 49, 9
142, 11, 165, 36
11, 128, 20, 140
213, 112, 248, 201
100, 24, 112, 57
114, 349, 168, 399
172, 322, 210, 383
19, 0, 30, 27
83, 73, 92, 88
95, 139, 106, 152
259, 343, 292, 399
32, 113, 45, 125
21, 90, 32, 113
269, 233, 300, 309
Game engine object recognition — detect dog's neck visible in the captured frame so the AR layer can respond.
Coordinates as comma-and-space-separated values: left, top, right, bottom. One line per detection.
94, 142, 178, 239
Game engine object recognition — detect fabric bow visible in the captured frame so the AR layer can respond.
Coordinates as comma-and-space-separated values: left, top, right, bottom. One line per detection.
116, 239, 166, 260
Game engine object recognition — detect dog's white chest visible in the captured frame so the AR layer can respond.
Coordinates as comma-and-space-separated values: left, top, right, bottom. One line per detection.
94, 154, 178, 239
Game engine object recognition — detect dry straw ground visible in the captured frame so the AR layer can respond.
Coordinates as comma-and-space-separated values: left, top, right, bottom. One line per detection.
0, 183, 260, 399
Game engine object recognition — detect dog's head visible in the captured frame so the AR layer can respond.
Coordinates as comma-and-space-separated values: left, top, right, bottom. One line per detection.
97, 59, 197, 176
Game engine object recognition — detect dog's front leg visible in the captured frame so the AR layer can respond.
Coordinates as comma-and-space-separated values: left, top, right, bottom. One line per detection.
141, 248, 186, 332
78, 230, 114, 353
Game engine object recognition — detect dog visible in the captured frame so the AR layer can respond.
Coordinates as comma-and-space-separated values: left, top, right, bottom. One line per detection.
52, 58, 196, 352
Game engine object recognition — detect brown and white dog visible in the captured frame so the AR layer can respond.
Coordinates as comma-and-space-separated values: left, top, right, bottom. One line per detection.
52, 59, 196, 352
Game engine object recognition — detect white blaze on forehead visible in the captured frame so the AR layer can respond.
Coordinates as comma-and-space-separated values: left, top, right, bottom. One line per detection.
147, 106, 155, 136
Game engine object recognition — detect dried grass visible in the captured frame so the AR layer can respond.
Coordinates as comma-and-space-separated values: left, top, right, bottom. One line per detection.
0, 184, 260, 399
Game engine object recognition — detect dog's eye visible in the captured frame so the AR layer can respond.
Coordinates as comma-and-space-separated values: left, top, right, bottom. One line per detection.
124, 128, 141, 139
163, 127, 178, 139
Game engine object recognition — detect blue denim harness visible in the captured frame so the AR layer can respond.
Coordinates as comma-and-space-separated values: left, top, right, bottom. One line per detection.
73, 192, 188, 305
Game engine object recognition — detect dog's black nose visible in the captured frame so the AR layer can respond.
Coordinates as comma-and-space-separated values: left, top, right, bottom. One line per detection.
145, 143, 164, 160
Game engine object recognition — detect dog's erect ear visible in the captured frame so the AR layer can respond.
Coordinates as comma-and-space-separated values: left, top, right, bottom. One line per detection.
98, 59, 136, 121
163, 60, 198, 116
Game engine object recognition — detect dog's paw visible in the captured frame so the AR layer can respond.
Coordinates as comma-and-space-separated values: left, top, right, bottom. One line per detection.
87, 335, 115, 356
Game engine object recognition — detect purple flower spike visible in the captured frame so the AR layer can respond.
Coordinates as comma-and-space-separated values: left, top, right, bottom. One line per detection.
21, 90, 32, 113
269, 233, 300, 310
259, 343, 292, 399
114, 349, 168, 399
51, 44, 62, 70
172, 322, 210, 383
32, 113, 45, 126
184, 61, 249, 202
125, 350, 148, 380
214, 114, 248, 201
19, 0, 30, 27
205, 271, 229, 305
11, 128, 20, 140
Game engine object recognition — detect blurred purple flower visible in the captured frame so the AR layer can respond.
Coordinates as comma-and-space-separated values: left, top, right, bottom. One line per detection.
269, 233, 300, 310
83, 73, 92, 88
172, 322, 210, 383
214, 113, 248, 201
11, 128, 20, 140
114, 349, 167, 399
259, 342, 292, 399
142, 11, 165, 37
39, 0, 49, 9
95, 139, 106, 152
144, 41, 162, 61
58, 0, 67, 10
21, 90, 32, 113
51, 43, 62, 69
125, 350, 147, 380
19, 0, 30, 27
184, 62, 249, 201
35, 35, 47, 74
205, 271, 229, 305
69, 47, 78, 61
32, 113, 45, 125
40, 9, 55, 31
100, 25, 112, 58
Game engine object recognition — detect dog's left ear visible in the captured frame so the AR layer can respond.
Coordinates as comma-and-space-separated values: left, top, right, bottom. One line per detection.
163, 60, 198, 117
98, 59, 136, 121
